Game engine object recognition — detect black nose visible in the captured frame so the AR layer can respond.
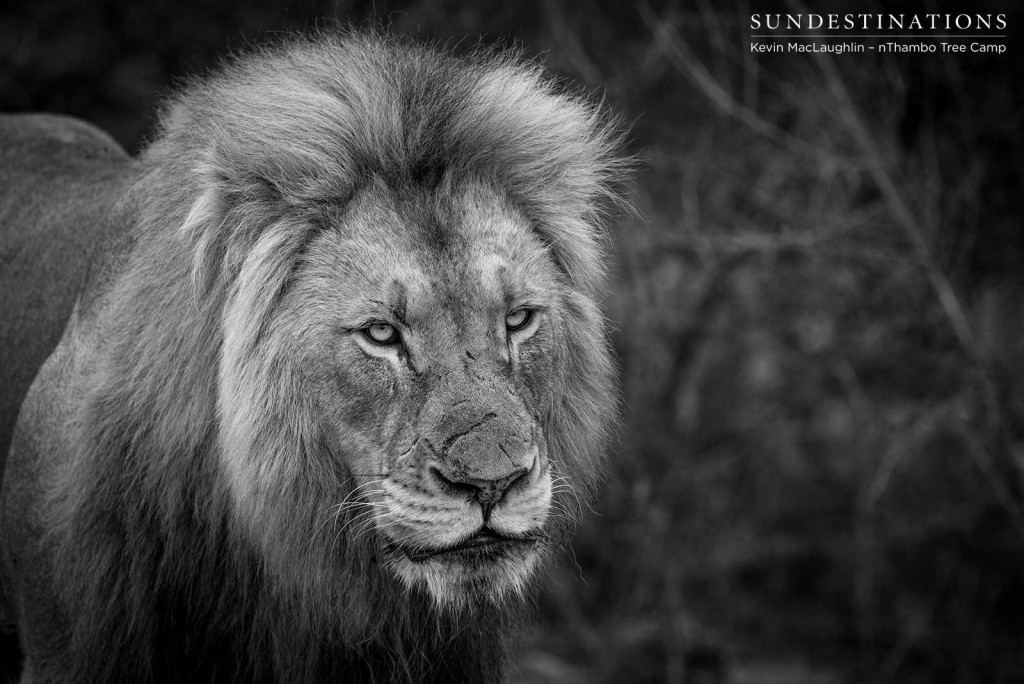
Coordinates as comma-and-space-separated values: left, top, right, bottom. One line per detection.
429, 466, 530, 521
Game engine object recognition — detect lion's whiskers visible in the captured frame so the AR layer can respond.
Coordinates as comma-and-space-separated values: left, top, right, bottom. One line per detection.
548, 499, 583, 528
334, 508, 383, 546
549, 472, 592, 517
305, 478, 388, 547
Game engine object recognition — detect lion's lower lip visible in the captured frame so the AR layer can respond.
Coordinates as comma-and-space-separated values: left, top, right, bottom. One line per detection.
403, 531, 535, 563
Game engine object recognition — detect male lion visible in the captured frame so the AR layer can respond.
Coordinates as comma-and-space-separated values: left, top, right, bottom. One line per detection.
0, 31, 624, 683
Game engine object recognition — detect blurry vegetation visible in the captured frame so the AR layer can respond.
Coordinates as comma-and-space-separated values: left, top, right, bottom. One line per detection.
3, 0, 1024, 682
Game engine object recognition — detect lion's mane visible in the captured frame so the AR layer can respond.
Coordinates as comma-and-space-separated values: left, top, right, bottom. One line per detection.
15, 31, 624, 682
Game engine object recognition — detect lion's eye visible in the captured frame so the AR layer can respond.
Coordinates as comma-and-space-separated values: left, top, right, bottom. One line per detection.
505, 308, 533, 332
364, 323, 401, 345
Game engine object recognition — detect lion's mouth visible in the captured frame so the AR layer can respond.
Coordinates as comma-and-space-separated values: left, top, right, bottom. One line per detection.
402, 528, 539, 563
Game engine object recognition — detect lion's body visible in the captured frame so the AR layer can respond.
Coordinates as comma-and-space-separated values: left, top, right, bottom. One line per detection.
0, 32, 622, 683
0, 115, 132, 474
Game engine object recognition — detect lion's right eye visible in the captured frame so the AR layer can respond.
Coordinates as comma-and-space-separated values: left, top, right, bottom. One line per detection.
363, 323, 401, 346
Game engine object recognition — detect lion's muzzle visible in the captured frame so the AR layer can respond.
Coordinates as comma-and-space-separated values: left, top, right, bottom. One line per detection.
427, 444, 537, 521
371, 355, 556, 603
419, 386, 543, 524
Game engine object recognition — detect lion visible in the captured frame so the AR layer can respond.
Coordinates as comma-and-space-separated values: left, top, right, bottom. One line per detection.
0, 31, 624, 682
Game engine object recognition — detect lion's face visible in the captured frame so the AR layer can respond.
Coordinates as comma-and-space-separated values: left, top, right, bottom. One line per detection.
219, 181, 570, 607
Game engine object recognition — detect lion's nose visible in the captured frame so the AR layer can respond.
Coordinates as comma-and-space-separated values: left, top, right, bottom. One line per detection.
429, 463, 531, 521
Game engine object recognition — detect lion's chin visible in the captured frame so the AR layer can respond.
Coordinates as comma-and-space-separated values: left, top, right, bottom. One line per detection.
387, 533, 543, 609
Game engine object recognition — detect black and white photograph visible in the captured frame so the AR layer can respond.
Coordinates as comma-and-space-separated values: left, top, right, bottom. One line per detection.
0, 2, 1021, 682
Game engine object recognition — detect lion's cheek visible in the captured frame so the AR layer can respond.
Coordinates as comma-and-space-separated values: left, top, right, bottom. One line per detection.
515, 336, 558, 406
329, 358, 398, 417
306, 352, 414, 453
488, 466, 553, 536
377, 480, 482, 548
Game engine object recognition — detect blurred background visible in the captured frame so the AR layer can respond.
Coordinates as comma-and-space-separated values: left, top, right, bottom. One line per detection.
3, 0, 1023, 682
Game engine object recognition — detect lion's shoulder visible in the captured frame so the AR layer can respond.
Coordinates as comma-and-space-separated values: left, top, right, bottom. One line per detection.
0, 114, 128, 166
0, 114, 134, 467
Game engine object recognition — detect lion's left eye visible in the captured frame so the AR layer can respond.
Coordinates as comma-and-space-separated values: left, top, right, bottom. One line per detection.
505, 308, 533, 332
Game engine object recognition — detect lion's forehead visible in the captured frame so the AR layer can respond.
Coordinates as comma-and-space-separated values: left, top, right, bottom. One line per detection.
323, 184, 561, 328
